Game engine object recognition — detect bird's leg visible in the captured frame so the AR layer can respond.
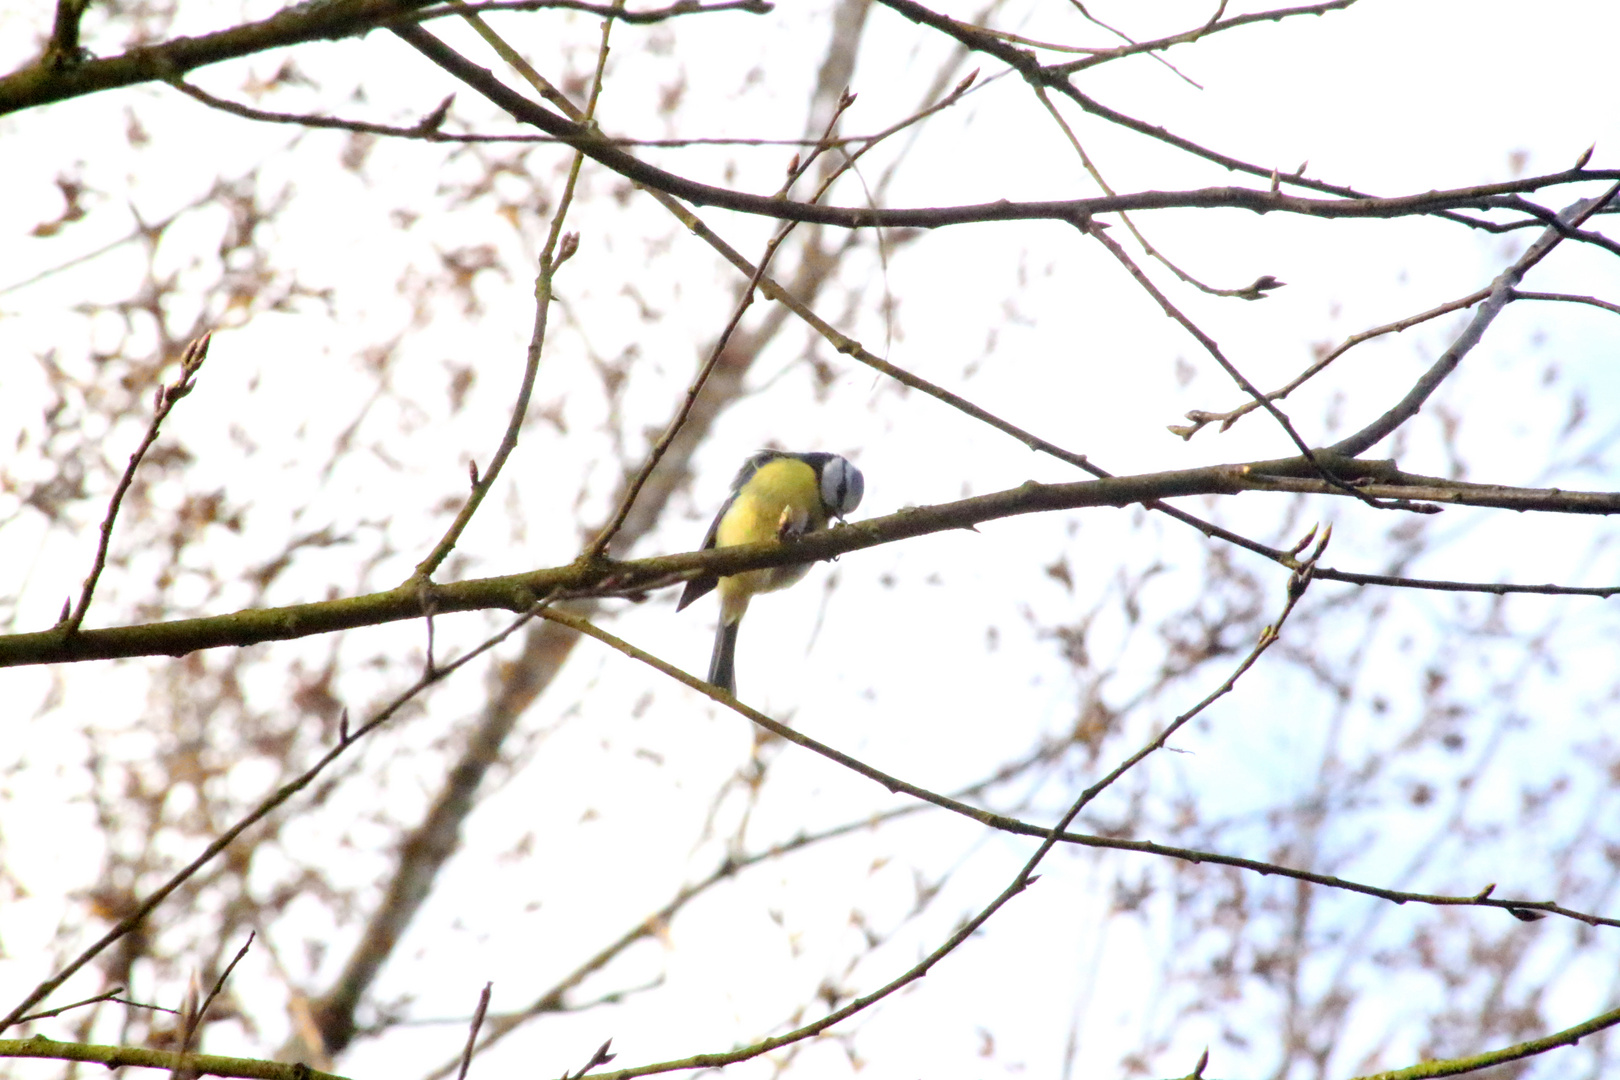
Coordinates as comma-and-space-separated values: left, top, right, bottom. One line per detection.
777, 504, 811, 540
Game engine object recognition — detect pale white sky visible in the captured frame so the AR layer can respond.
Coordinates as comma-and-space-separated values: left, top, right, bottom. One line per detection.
2, 2, 1618, 1077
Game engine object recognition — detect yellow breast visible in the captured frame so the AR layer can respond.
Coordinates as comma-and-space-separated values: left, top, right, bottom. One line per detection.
715, 457, 827, 548
713, 457, 828, 616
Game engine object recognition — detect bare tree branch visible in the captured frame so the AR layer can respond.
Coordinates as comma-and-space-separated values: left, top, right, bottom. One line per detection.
534, 532, 1322, 1077
0, 1038, 351, 1080
7, 454, 1620, 668
59, 334, 210, 634
297, 1, 882, 1057
1332, 184, 1620, 457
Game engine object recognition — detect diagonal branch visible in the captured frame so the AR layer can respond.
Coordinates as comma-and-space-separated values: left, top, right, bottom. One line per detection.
59, 333, 210, 635
1174, 285, 1493, 441
1346, 999, 1620, 1080
298, 1, 880, 1059
0, 595, 554, 1035
1081, 221, 1387, 507
1331, 183, 1620, 457
536, 532, 1321, 1078
406, 4, 609, 583
585, 91, 860, 558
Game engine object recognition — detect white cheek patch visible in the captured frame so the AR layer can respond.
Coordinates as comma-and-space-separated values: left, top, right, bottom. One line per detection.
820, 456, 864, 518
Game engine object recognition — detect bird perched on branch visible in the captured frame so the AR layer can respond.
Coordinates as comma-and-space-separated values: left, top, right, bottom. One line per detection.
677, 450, 865, 694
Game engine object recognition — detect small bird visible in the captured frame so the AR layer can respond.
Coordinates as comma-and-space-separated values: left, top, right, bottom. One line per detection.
677, 450, 865, 694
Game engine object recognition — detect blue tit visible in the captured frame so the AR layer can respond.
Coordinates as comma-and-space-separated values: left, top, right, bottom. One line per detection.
677, 450, 865, 694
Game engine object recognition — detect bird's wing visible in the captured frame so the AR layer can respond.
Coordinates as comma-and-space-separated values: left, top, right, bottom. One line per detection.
676, 487, 736, 611
676, 452, 784, 611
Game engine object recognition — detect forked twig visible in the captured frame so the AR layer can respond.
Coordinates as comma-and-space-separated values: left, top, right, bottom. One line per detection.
1081, 221, 1395, 510
1172, 286, 1491, 440
13, 986, 175, 1024
1330, 183, 1620, 458
171, 934, 253, 1080
1052, 0, 1357, 75
560, 1039, 616, 1079
1177, 182, 1620, 442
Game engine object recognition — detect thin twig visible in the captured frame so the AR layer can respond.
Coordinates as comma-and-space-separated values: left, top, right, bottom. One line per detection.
170, 972, 201, 1080
171, 934, 253, 1080
1032, 81, 1281, 299
406, 9, 607, 583
1509, 289, 1620, 317
455, 983, 492, 1080
560, 1039, 617, 1080
197, 934, 254, 1036
585, 90, 861, 558
1059, 0, 1209, 87
1308, 567, 1620, 599
1052, 0, 1357, 74
171, 80, 904, 148
1081, 220, 1393, 509
60, 333, 210, 634
1172, 286, 1491, 440
12, 987, 173, 1024
412, 0, 767, 24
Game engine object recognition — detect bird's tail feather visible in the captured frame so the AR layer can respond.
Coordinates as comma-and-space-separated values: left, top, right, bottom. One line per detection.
708, 618, 740, 694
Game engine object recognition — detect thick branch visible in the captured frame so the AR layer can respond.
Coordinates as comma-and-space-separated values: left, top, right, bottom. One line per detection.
0, 0, 437, 114
0, 1037, 349, 1080
1351, 1000, 1620, 1080
391, 24, 1618, 232
4, 455, 1617, 668
9, 12, 1611, 237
